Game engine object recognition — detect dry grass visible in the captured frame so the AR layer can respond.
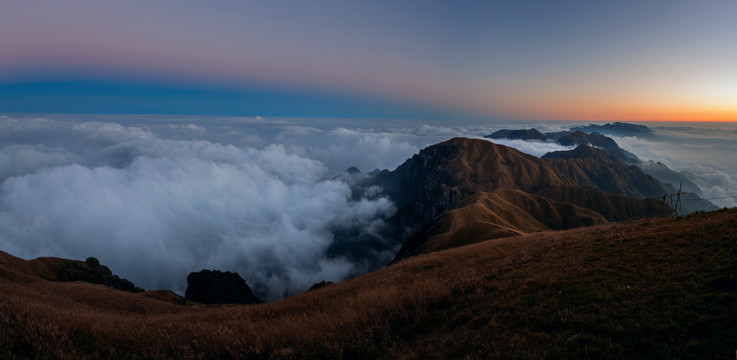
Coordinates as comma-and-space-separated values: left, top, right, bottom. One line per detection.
2, 208, 736, 359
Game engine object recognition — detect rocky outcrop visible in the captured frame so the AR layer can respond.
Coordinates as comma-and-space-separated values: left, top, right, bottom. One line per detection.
0, 253, 144, 293
185, 269, 262, 305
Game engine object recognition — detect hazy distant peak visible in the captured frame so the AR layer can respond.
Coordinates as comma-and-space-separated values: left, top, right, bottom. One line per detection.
345, 166, 361, 174
485, 128, 548, 141
571, 122, 655, 138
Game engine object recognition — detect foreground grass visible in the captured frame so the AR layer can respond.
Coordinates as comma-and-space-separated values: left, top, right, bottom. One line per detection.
1, 208, 736, 359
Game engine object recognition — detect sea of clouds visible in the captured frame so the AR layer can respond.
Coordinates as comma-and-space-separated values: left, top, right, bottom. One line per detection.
1, 114, 735, 298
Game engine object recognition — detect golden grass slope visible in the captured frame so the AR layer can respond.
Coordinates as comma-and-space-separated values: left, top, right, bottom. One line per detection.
2, 208, 736, 359
537, 184, 665, 222
406, 189, 607, 256
439, 137, 573, 193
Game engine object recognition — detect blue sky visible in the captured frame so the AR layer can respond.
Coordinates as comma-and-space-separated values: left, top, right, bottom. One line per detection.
1, 0, 735, 121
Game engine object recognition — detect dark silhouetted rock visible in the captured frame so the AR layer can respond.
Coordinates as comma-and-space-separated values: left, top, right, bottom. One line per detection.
486, 129, 548, 141
185, 270, 263, 304
45, 256, 144, 293
85, 257, 100, 267
345, 167, 361, 174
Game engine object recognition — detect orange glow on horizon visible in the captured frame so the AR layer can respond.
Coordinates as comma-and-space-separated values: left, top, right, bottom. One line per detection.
556, 107, 737, 123
468, 89, 737, 123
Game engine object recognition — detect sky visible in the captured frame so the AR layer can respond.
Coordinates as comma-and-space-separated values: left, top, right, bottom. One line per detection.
1, 0, 735, 121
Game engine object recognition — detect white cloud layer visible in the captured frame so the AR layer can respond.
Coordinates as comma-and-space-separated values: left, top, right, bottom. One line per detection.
612, 134, 737, 208
0, 114, 735, 299
0, 117, 397, 299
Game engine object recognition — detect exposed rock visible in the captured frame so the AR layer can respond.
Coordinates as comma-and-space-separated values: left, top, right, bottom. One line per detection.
46, 256, 145, 292
185, 269, 262, 305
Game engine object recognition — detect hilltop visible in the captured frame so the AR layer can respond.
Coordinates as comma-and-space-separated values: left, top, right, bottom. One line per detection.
1, 207, 735, 358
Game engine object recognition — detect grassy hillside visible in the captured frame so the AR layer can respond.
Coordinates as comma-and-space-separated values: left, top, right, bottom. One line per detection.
2, 208, 736, 359
394, 189, 607, 260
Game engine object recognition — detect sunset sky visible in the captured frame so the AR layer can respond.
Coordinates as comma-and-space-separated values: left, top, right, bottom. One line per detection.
1, 0, 735, 121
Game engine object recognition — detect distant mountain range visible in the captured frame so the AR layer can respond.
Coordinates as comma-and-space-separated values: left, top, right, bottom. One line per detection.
486, 122, 716, 213
487, 127, 640, 163
571, 121, 656, 138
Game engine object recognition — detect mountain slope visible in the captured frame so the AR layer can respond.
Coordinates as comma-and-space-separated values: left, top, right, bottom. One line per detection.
536, 184, 665, 222
393, 189, 607, 260
2, 208, 735, 359
542, 145, 665, 198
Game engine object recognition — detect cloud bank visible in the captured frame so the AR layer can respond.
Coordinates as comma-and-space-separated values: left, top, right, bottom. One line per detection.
1, 115, 735, 300
612, 133, 737, 208
0, 117, 396, 299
